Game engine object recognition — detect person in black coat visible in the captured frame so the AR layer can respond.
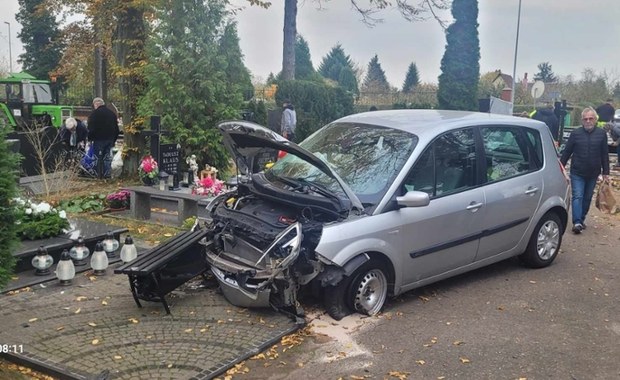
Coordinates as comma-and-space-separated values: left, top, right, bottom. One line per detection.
87, 97, 119, 178
531, 103, 560, 142
560, 107, 610, 234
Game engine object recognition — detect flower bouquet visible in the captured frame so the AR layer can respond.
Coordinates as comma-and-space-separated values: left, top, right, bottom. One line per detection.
139, 155, 159, 185
12, 198, 70, 240
105, 190, 131, 210
192, 176, 224, 197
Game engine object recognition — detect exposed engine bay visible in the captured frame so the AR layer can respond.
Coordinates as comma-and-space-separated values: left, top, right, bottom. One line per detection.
203, 179, 342, 319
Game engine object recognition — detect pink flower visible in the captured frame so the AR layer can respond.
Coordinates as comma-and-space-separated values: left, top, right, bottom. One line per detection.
199, 177, 214, 188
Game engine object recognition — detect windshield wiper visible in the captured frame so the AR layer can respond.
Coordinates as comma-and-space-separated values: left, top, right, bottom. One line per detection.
292, 177, 341, 201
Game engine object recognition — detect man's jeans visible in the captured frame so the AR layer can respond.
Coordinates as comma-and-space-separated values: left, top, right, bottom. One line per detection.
570, 173, 598, 225
92, 140, 114, 178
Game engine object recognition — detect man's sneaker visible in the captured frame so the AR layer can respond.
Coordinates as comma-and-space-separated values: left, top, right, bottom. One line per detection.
572, 223, 584, 234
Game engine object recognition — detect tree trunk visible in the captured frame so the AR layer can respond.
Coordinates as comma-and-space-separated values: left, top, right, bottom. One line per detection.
282, 0, 297, 80
113, 5, 147, 175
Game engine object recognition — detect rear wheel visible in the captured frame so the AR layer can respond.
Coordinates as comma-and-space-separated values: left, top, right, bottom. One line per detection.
520, 212, 562, 268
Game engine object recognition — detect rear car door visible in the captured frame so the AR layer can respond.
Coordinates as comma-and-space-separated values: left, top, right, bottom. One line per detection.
474, 125, 544, 261
398, 128, 484, 284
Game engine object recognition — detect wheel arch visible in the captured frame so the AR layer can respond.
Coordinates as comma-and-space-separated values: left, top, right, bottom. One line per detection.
345, 251, 397, 297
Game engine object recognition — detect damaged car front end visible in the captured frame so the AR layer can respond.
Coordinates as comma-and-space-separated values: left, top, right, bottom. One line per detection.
202, 121, 363, 318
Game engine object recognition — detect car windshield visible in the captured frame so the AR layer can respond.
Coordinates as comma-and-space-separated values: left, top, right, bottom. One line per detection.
267, 122, 417, 207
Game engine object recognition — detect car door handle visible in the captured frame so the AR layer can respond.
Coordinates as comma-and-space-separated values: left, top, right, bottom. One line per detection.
466, 202, 483, 211
525, 187, 539, 195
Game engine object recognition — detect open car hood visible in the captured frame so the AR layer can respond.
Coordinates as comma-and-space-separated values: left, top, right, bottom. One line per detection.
218, 121, 364, 212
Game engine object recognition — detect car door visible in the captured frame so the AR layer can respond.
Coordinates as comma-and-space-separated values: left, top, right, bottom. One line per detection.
398, 128, 484, 285
474, 125, 544, 261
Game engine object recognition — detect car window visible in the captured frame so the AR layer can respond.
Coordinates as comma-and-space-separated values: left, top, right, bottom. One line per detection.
525, 129, 544, 169
403, 128, 477, 197
481, 126, 534, 182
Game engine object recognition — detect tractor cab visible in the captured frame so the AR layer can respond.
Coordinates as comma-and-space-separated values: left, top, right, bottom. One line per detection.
0, 72, 73, 129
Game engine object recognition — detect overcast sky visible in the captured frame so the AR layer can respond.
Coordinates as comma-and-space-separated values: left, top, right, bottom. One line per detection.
1, 0, 619, 87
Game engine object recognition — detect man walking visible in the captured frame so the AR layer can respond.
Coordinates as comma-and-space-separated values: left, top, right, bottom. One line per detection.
560, 107, 610, 234
88, 97, 119, 178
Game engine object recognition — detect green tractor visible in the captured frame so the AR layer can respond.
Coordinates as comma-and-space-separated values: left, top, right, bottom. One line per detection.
0, 72, 73, 130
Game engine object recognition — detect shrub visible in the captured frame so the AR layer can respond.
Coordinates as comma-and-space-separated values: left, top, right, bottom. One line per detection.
0, 125, 19, 288
13, 198, 70, 240
275, 80, 355, 141
59, 194, 106, 213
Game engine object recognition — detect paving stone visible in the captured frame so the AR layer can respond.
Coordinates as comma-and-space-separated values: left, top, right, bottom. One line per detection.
0, 271, 301, 379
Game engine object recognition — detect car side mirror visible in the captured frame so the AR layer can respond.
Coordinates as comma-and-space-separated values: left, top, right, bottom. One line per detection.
396, 191, 430, 208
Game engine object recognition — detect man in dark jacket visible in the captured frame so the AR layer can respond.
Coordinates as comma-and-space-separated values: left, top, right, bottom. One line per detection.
87, 97, 119, 178
531, 103, 560, 142
560, 107, 610, 234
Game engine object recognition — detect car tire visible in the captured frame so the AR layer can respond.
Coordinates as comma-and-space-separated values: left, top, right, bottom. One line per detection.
520, 212, 562, 268
324, 281, 351, 321
346, 261, 389, 316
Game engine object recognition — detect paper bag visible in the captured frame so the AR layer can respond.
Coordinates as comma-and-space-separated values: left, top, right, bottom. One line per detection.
595, 181, 617, 214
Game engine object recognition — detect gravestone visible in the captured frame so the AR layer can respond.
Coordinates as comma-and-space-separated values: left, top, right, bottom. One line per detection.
159, 143, 180, 189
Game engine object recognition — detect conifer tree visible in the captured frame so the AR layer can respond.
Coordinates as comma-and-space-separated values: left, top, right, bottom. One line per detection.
437, 0, 480, 110
362, 54, 390, 93
16, 0, 64, 79
218, 22, 254, 100
402, 62, 420, 93
138, 0, 244, 171
318, 44, 358, 94
0, 120, 18, 288
295, 36, 316, 81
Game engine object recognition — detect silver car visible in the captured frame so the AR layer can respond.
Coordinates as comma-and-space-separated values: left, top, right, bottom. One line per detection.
203, 110, 570, 320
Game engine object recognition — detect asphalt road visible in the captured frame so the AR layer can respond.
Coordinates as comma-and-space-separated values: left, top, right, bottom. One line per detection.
242, 206, 620, 380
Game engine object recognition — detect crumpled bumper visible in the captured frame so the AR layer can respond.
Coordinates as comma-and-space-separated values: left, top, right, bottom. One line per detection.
205, 222, 302, 308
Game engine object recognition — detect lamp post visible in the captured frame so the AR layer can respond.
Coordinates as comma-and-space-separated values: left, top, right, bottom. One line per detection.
510, 0, 522, 115
3, 21, 12, 73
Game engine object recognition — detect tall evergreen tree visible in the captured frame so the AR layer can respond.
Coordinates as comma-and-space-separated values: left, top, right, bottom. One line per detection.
0, 120, 18, 288
437, 0, 480, 111
318, 44, 358, 94
16, 0, 64, 79
138, 0, 243, 171
362, 54, 390, 92
402, 62, 420, 93
534, 62, 557, 83
218, 22, 254, 100
294, 35, 316, 81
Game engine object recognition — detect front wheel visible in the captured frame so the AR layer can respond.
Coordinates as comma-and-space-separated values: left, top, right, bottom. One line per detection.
324, 260, 389, 320
519, 212, 562, 268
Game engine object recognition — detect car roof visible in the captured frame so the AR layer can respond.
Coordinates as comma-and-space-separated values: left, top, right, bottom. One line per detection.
334, 109, 546, 139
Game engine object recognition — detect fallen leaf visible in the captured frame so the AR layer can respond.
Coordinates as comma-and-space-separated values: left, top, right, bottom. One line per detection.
184, 328, 193, 333
128, 318, 139, 324
28, 318, 38, 322
529, 280, 537, 284
76, 296, 87, 301
75, 308, 81, 314
91, 339, 100, 345
350, 376, 366, 380
452, 340, 465, 346
416, 360, 426, 365
459, 357, 471, 364
89, 276, 97, 282
387, 370, 411, 379
168, 364, 173, 368
88, 322, 97, 327
419, 295, 430, 302
101, 300, 108, 306
56, 326, 64, 331
113, 355, 122, 360
200, 328, 208, 333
